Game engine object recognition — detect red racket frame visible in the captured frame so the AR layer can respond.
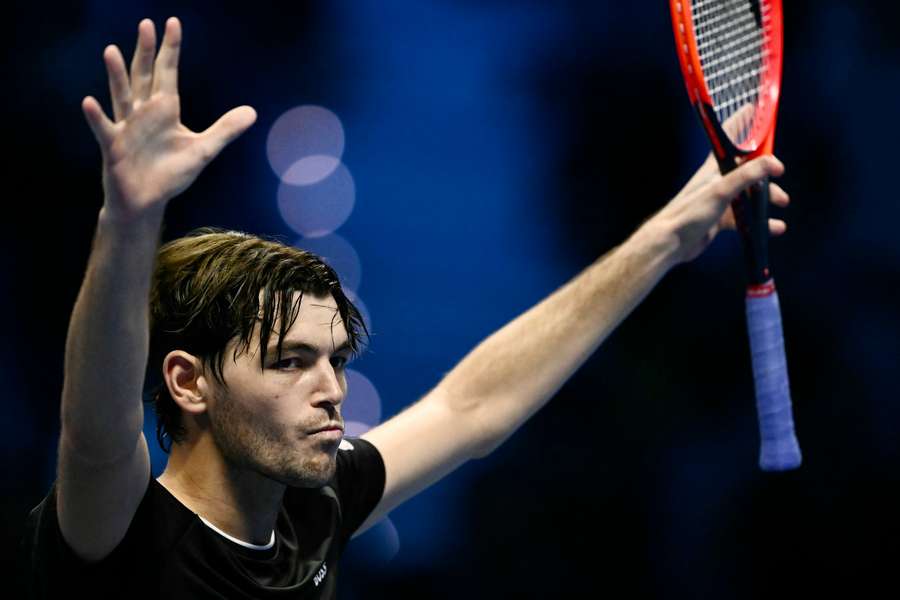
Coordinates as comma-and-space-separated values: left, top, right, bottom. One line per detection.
670, 0, 783, 161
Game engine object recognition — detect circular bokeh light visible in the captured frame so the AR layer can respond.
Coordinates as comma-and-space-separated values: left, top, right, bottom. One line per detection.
294, 232, 362, 293
277, 163, 355, 238
266, 105, 344, 185
345, 420, 372, 438
367, 517, 400, 563
283, 155, 342, 186
343, 369, 382, 430
345, 290, 372, 335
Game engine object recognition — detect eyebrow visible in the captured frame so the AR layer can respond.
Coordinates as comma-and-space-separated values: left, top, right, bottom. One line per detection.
267, 339, 353, 357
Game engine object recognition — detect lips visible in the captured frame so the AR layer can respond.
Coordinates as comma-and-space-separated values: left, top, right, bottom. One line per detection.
309, 427, 344, 445
309, 423, 344, 435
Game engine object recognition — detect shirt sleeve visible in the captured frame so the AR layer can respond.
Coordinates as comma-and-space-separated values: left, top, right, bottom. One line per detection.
19, 483, 115, 597
332, 437, 386, 549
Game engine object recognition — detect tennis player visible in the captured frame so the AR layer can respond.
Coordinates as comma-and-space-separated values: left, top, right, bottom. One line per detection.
21, 17, 790, 598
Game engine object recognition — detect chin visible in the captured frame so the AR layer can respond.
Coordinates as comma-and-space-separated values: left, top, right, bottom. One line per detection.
280, 455, 337, 488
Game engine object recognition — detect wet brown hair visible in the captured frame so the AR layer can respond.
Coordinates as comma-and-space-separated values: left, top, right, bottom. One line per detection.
147, 227, 367, 452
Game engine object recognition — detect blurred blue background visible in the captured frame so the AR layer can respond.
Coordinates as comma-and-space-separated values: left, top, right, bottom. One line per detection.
3, 1, 899, 597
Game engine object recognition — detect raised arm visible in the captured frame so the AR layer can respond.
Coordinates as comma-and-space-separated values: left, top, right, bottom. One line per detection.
359, 154, 788, 532
57, 17, 255, 561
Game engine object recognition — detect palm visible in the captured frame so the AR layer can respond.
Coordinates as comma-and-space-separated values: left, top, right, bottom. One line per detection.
103, 95, 193, 209
82, 18, 256, 223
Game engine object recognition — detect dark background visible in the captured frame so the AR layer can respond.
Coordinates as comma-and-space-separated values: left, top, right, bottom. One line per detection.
3, 1, 898, 598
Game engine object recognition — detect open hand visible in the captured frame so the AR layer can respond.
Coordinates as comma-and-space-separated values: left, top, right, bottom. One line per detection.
82, 17, 257, 224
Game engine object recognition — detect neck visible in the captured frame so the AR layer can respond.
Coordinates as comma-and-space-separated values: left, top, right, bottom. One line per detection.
157, 434, 285, 546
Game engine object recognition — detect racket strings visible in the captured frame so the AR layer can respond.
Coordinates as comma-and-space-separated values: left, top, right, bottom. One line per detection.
690, 0, 774, 146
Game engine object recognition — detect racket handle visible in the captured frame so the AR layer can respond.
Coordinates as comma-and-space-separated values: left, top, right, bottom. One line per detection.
745, 281, 801, 471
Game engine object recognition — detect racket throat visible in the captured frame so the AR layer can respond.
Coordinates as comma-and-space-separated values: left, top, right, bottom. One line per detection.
696, 99, 773, 285
732, 178, 772, 285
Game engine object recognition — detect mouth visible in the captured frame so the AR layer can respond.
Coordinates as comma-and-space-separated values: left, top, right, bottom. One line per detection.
308, 424, 344, 442
309, 423, 344, 434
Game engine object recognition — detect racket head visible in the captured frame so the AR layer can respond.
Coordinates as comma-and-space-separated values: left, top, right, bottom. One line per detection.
670, 0, 783, 158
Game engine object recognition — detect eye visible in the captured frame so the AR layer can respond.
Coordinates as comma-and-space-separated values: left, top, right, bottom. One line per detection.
273, 357, 305, 370
330, 355, 349, 370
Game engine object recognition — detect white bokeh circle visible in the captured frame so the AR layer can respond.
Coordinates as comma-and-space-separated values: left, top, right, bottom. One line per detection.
294, 232, 362, 294
343, 369, 382, 430
277, 162, 355, 237
267, 105, 344, 185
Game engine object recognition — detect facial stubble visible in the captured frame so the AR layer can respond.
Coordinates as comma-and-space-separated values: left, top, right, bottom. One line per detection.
208, 387, 338, 488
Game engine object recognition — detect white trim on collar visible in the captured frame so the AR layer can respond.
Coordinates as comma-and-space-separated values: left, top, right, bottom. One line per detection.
197, 515, 275, 551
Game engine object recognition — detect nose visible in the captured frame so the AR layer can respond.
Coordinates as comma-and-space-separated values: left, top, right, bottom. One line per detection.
312, 358, 345, 408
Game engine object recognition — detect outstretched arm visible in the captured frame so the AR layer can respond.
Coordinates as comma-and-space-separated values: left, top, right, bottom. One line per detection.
359, 154, 788, 533
57, 17, 255, 561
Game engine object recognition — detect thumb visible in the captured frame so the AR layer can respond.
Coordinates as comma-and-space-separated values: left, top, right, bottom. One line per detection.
198, 106, 258, 163
82, 96, 115, 149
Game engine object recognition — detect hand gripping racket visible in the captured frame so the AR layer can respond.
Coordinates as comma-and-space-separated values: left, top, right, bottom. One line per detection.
669, 0, 800, 470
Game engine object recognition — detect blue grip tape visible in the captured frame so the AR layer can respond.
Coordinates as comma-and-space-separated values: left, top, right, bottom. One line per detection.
745, 286, 801, 471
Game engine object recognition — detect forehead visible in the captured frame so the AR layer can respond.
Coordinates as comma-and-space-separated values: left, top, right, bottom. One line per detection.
267, 291, 348, 347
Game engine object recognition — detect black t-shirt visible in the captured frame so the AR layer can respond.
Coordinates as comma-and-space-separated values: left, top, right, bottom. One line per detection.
20, 437, 385, 599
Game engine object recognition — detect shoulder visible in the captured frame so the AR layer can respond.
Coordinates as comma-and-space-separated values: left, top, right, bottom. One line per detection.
23, 476, 195, 570
333, 437, 386, 492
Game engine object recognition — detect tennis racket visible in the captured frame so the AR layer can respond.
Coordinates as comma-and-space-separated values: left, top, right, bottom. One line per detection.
669, 0, 800, 471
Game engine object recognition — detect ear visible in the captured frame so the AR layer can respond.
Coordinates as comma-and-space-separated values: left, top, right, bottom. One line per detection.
162, 350, 210, 416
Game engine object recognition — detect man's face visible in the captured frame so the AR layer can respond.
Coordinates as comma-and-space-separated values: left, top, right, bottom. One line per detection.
205, 292, 351, 488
